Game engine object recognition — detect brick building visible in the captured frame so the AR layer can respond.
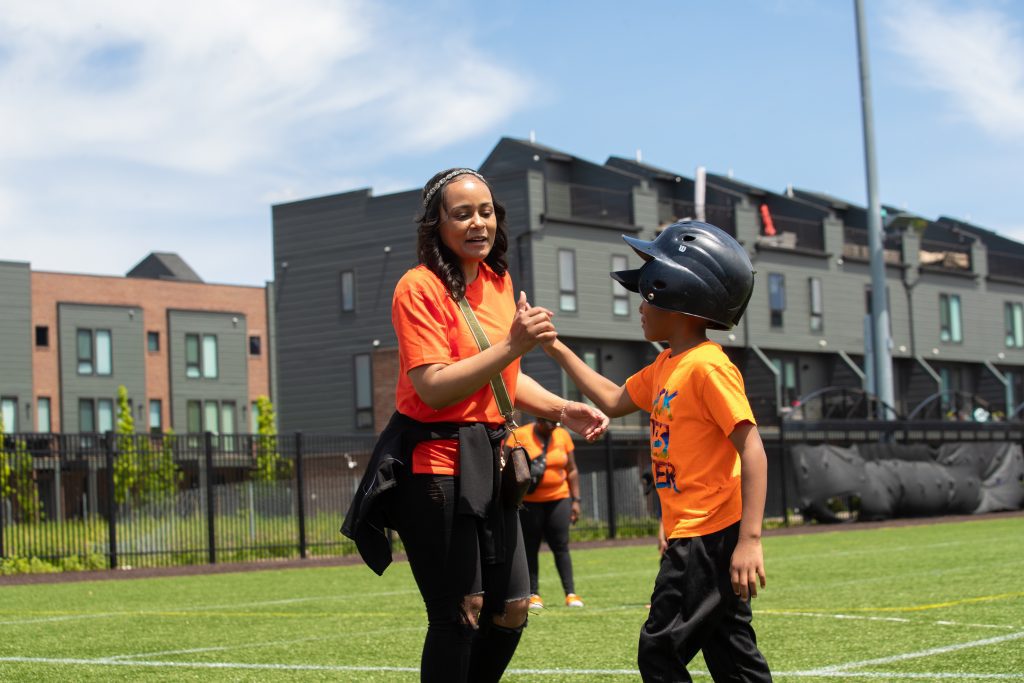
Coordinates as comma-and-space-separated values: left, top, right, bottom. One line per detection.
0, 253, 275, 435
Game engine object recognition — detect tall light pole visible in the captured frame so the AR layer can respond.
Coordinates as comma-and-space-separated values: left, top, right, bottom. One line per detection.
854, 0, 895, 415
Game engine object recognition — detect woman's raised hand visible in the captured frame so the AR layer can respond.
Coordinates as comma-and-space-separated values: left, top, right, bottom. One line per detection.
508, 291, 557, 356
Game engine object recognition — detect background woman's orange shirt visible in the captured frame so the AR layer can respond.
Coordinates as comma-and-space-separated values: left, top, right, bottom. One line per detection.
392, 263, 519, 474
508, 423, 575, 503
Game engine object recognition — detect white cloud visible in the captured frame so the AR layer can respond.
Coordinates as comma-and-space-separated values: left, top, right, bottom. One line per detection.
883, 0, 1024, 139
0, 0, 532, 283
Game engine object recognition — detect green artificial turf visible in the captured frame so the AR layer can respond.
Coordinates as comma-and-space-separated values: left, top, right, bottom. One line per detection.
1, 516, 1022, 681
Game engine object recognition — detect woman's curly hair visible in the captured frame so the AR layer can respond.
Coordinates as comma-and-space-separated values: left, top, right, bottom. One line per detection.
416, 168, 509, 301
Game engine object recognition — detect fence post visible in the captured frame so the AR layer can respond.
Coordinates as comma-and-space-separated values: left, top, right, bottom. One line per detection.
778, 419, 790, 527
204, 431, 216, 564
604, 432, 617, 539
295, 432, 307, 559
104, 431, 118, 569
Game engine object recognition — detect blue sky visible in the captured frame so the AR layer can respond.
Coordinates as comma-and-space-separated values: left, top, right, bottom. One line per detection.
2, 0, 1022, 286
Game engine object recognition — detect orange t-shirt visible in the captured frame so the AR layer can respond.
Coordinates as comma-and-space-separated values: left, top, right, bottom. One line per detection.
393, 263, 519, 474
625, 341, 755, 539
507, 423, 576, 503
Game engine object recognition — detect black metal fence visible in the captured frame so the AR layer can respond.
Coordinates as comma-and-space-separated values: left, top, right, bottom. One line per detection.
3, 423, 1020, 570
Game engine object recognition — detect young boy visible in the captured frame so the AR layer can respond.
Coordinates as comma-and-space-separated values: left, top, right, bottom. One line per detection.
544, 221, 772, 682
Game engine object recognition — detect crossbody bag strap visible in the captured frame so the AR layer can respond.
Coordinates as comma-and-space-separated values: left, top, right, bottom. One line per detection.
456, 297, 517, 428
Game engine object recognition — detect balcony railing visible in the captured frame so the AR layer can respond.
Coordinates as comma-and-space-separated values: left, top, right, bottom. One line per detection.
656, 199, 736, 235
842, 227, 903, 264
758, 215, 824, 252
568, 183, 632, 224
988, 251, 1024, 281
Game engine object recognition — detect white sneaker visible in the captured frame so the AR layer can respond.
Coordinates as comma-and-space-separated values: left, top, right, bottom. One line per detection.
565, 593, 584, 608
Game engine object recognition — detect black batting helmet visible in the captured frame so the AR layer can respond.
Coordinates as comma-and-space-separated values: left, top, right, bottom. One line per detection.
612, 221, 755, 330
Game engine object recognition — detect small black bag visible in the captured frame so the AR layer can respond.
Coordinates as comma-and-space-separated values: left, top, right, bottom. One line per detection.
501, 445, 532, 507
527, 434, 550, 494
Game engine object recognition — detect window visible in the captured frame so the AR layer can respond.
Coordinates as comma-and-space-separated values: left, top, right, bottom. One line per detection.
563, 350, 599, 405
202, 335, 218, 378
79, 399, 95, 433
204, 402, 220, 435
1005, 302, 1024, 348
939, 293, 963, 343
221, 402, 236, 450
340, 270, 355, 312
37, 397, 51, 432
864, 286, 893, 334
35, 325, 49, 347
772, 358, 799, 408
1, 397, 17, 432
77, 329, 112, 375
186, 400, 202, 433
354, 353, 373, 428
148, 331, 160, 352
249, 335, 261, 356
251, 400, 259, 433
558, 249, 577, 312
809, 277, 823, 333
611, 255, 630, 316
185, 333, 218, 378
149, 400, 162, 433
97, 399, 114, 433
768, 273, 785, 328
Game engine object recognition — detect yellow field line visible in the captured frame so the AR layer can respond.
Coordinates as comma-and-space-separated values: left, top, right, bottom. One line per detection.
766, 591, 1024, 615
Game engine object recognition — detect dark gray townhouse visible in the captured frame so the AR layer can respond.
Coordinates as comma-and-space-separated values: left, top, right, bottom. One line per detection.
271, 137, 1024, 434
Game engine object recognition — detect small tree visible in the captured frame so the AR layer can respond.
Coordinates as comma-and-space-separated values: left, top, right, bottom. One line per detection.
0, 415, 41, 523
112, 386, 181, 505
253, 396, 291, 482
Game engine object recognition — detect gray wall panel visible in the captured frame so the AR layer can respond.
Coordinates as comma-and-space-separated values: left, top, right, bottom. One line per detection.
0, 261, 33, 432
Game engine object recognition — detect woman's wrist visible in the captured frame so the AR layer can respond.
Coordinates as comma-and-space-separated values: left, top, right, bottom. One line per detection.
557, 401, 569, 425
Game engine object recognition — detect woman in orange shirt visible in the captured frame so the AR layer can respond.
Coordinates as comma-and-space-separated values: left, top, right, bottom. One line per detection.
511, 417, 585, 610
384, 168, 608, 683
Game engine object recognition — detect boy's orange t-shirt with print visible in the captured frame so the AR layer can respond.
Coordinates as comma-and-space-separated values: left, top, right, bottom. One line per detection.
507, 422, 575, 503
625, 341, 755, 539
392, 263, 519, 475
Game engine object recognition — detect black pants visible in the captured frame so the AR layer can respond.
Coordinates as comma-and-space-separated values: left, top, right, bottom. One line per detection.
391, 472, 529, 682
521, 497, 575, 595
638, 523, 772, 683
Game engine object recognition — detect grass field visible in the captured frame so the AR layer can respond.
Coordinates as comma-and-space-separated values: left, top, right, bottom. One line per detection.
1, 516, 1022, 681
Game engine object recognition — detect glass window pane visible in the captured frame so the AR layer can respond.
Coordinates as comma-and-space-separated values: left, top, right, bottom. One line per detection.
95, 330, 112, 375
187, 401, 202, 433
1, 398, 17, 433
769, 274, 785, 311
37, 397, 51, 432
355, 354, 372, 409
809, 278, 822, 314
341, 271, 355, 312
558, 250, 575, 292
149, 400, 162, 430
1014, 304, 1024, 348
221, 403, 235, 434
202, 335, 218, 378
949, 295, 962, 342
77, 330, 93, 374
79, 400, 95, 433
613, 298, 629, 316
97, 399, 114, 433
560, 293, 577, 312
148, 331, 159, 352
185, 335, 200, 378
251, 401, 259, 433
204, 402, 220, 434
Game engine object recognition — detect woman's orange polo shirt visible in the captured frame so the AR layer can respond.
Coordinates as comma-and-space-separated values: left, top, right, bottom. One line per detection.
392, 263, 519, 474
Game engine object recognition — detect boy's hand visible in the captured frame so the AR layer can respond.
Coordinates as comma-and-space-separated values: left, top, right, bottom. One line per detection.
656, 524, 668, 556
730, 537, 766, 601
559, 401, 609, 441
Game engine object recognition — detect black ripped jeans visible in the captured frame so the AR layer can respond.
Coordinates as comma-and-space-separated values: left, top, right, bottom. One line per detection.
391, 471, 529, 683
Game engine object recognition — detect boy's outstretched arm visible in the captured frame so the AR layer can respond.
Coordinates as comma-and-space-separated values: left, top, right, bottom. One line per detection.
729, 421, 768, 601
544, 339, 639, 417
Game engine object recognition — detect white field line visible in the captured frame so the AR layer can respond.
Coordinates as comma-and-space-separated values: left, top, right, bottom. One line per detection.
805, 630, 1024, 675
1, 657, 1023, 679
763, 610, 1018, 630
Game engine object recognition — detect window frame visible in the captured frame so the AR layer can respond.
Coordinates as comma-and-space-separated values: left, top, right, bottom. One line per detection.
184, 333, 219, 379
808, 277, 823, 333
558, 249, 578, 313
611, 254, 630, 317
354, 353, 374, 429
768, 273, 786, 328
35, 325, 49, 348
939, 293, 963, 343
248, 335, 262, 356
1005, 302, 1024, 349
1, 396, 18, 433
340, 270, 356, 313
149, 399, 162, 434
147, 331, 160, 352
37, 396, 51, 433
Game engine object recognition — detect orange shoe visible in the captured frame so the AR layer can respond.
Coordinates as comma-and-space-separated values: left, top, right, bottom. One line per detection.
529, 594, 544, 610
565, 593, 584, 608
